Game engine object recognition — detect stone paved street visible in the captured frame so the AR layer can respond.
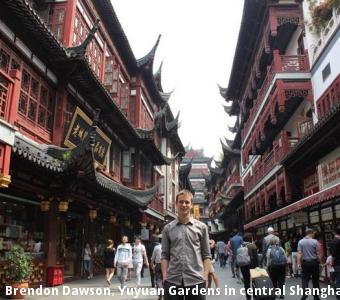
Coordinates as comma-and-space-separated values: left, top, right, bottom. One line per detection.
2, 263, 337, 300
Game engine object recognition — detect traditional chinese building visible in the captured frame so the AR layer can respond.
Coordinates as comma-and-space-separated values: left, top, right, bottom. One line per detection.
221, 0, 339, 256
182, 148, 210, 222
0, 0, 184, 287
207, 138, 243, 239
222, 0, 313, 237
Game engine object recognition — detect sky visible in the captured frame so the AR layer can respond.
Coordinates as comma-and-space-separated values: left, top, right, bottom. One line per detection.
111, 0, 244, 158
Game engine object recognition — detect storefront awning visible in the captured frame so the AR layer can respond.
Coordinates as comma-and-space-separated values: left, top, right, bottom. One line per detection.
244, 183, 340, 230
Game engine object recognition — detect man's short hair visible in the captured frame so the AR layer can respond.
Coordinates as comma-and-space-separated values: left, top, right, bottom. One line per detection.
305, 228, 313, 235
175, 189, 193, 203
267, 227, 274, 233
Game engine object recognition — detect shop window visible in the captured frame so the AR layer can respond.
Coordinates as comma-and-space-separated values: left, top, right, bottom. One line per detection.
18, 67, 55, 132
122, 150, 134, 182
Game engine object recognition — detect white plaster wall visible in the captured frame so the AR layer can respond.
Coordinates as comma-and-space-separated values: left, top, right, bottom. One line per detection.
285, 27, 302, 55
311, 36, 340, 105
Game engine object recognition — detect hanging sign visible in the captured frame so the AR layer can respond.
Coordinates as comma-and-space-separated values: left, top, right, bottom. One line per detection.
64, 107, 111, 166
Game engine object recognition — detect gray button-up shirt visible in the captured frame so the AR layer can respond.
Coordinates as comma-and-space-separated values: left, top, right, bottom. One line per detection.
161, 217, 211, 286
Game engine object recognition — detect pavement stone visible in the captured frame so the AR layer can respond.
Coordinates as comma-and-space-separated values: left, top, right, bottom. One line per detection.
1, 264, 337, 300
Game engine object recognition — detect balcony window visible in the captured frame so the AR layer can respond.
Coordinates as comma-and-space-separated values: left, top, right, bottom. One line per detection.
322, 63, 331, 82
141, 156, 152, 187
111, 142, 121, 178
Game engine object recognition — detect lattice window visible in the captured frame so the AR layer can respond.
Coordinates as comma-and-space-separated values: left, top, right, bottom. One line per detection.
62, 99, 75, 142
0, 44, 21, 75
104, 55, 119, 94
120, 82, 129, 116
0, 75, 10, 120
18, 67, 55, 132
73, 12, 103, 78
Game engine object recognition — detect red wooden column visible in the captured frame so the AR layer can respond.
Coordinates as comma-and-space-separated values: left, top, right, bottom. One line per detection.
275, 174, 281, 207
283, 169, 292, 203
135, 78, 142, 128
264, 187, 270, 212
0, 144, 12, 188
52, 88, 68, 146
44, 200, 59, 268
8, 69, 22, 123
0, 69, 22, 188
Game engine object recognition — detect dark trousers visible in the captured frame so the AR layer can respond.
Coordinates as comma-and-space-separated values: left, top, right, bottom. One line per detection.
240, 265, 251, 300
301, 260, 320, 300
268, 265, 286, 296
219, 254, 226, 267
164, 281, 206, 300
335, 266, 340, 300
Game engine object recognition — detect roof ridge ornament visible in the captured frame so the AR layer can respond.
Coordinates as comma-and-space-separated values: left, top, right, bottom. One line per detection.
66, 19, 100, 58
136, 34, 161, 68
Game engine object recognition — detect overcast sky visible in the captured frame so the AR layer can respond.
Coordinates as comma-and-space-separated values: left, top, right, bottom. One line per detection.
111, 0, 244, 158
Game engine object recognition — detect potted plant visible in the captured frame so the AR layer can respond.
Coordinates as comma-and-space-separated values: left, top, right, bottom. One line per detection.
5, 245, 33, 299
309, 0, 340, 34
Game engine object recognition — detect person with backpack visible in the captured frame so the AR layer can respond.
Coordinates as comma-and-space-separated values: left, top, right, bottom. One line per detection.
237, 233, 259, 300
230, 229, 243, 283
267, 236, 287, 299
262, 227, 278, 266
284, 236, 293, 278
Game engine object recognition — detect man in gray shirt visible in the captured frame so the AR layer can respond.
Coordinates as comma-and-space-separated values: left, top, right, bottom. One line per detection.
297, 228, 322, 300
161, 190, 211, 300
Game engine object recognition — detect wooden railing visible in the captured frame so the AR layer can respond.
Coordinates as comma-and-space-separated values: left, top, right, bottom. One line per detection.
244, 130, 300, 195
242, 52, 309, 142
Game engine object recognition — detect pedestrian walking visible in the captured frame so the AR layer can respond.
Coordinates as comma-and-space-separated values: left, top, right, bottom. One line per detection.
284, 236, 293, 278
329, 224, 340, 300
230, 228, 243, 283
266, 236, 287, 299
104, 239, 115, 286
297, 228, 322, 300
148, 235, 160, 287
238, 233, 259, 300
261, 227, 277, 266
291, 236, 299, 277
226, 239, 235, 276
82, 242, 93, 280
208, 239, 220, 288
151, 236, 163, 299
325, 248, 335, 286
161, 189, 211, 300
132, 236, 149, 287
114, 235, 132, 288
216, 240, 227, 268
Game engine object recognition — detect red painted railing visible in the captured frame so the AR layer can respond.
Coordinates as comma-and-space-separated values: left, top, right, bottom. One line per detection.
241, 52, 309, 142
244, 131, 300, 195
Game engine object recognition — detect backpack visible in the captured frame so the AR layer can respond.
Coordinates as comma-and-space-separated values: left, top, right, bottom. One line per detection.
269, 245, 287, 266
236, 244, 251, 267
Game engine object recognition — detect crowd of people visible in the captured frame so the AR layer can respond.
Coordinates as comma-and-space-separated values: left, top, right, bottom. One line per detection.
80, 190, 340, 300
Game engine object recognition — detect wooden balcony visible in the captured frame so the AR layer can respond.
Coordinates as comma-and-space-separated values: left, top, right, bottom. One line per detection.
244, 130, 305, 195
242, 51, 310, 142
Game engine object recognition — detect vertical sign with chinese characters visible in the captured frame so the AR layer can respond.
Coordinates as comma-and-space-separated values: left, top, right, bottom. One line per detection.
64, 107, 111, 166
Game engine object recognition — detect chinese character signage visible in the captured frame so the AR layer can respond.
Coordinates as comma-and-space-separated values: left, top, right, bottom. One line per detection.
64, 107, 111, 166
318, 147, 340, 190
